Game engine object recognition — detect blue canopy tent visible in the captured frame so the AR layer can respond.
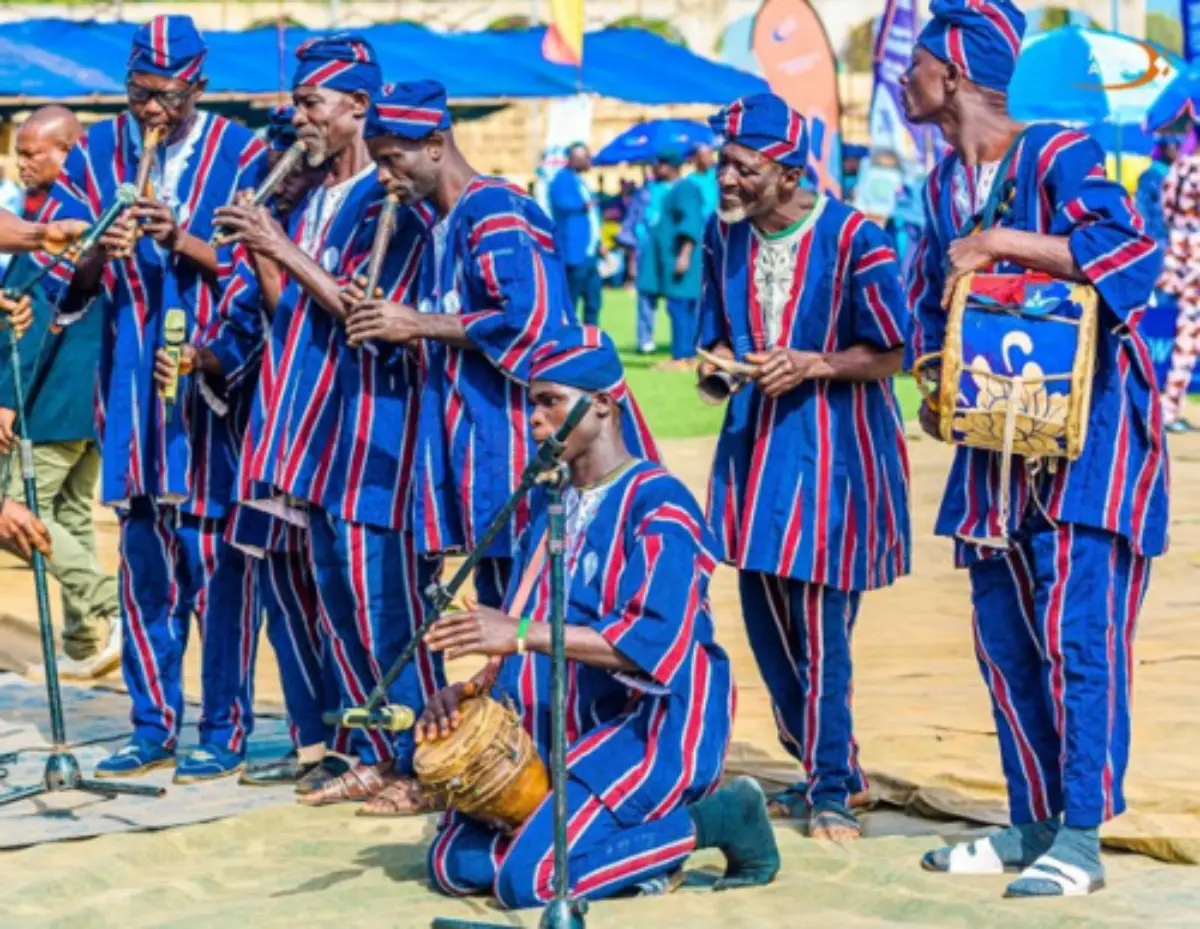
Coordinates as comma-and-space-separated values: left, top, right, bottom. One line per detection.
456, 26, 769, 104
0, 20, 765, 111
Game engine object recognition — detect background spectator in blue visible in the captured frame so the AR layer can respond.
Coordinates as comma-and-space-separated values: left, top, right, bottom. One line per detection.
549, 141, 604, 325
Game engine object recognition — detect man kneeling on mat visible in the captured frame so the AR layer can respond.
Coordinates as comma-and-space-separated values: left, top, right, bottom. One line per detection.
417, 326, 779, 909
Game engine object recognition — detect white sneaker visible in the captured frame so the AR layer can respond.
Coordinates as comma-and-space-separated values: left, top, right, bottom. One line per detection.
72, 620, 122, 679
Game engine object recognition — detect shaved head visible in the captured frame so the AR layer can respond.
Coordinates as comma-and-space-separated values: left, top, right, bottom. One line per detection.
16, 105, 80, 192
21, 105, 80, 146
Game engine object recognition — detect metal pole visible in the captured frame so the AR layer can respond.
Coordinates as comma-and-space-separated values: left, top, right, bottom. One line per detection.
538, 466, 586, 929
1112, 0, 1123, 182
0, 319, 163, 807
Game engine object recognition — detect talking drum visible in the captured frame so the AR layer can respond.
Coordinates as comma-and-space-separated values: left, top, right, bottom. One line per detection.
413, 694, 550, 834
911, 271, 1099, 541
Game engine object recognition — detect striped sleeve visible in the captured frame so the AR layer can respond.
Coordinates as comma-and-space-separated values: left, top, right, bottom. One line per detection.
1048, 133, 1161, 329
592, 501, 716, 690
697, 221, 728, 350
199, 244, 264, 395
904, 170, 946, 369
33, 144, 98, 316
461, 189, 557, 382
849, 221, 909, 351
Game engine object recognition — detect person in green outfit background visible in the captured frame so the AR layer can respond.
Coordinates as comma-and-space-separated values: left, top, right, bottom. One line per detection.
0, 105, 120, 680
638, 149, 707, 371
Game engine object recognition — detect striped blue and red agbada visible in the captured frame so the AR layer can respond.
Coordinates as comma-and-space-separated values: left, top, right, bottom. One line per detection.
428, 462, 733, 907
699, 197, 913, 592
412, 175, 576, 559
906, 123, 1170, 561
242, 169, 383, 521
38, 109, 268, 517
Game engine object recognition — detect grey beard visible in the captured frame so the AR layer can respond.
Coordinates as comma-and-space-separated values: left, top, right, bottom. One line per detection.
717, 205, 747, 224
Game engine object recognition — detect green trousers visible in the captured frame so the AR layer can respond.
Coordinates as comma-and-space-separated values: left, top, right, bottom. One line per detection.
5, 440, 117, 659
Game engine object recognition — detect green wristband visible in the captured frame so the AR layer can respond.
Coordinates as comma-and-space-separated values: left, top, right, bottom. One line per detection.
516, 616, 532, 654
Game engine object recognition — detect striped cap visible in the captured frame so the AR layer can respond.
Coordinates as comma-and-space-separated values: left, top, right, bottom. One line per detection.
127, 15, 207, 82
293, 34, 382, 95
365, 80, 452, 141
917, 0, 1026, 93
708, 93, 809, 168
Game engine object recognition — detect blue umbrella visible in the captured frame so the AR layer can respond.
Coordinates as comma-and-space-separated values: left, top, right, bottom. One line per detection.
593, 119, 715, 167
1010, 25, 1181, 126
1086, 122, 1157, 155
1145, 64, 1200, 134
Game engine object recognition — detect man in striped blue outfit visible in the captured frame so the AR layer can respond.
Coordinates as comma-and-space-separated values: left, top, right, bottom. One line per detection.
903, 0, 1169, 898
697, 92, 913, 839
37, 15, 268, 782
173, 105, 352, 792
343, 80, 575, 616
417, 328, 778, 909
213, 39, 447, 813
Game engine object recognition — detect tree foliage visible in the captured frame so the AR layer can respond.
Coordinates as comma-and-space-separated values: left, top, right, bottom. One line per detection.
608, 15, 687, 47
246, 14, 304, 29
487, 15, 538, 31
1146, 11, 1184, 56
842, 17, 877, 75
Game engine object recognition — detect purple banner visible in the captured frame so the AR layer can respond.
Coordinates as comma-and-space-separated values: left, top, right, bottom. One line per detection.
870, 0, 940, 170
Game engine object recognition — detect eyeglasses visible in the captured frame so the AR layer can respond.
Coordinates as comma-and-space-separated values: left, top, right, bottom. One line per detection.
126, 81, 194, 111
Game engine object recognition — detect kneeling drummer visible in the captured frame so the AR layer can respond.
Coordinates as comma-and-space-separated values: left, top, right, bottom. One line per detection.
418, 327, 778, 909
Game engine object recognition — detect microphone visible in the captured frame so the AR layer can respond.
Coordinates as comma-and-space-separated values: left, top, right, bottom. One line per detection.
325, 703, 415, 732
72, 183, 138, 259
3, 185, 138, 303
160, 308, 187, 422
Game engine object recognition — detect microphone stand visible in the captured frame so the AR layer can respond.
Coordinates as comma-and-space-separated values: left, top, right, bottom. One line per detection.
0, 301, 163, 807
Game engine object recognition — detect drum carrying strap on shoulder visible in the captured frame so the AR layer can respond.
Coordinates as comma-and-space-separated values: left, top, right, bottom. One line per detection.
953, 127, 1038, 550
954, 126, 1031, 240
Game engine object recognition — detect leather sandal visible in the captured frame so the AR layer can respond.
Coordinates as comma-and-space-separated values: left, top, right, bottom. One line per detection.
297, 761, 395, 807
356, 776, 443, 817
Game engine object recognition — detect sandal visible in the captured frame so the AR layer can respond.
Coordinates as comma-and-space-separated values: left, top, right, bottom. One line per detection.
356, 776, 443, 817
297, 761, 395, 807
809, 803, 862, 841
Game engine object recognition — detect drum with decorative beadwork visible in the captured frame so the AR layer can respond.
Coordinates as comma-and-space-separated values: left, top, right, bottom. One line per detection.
913, 271, 1099, 461
413, 694, 550, 834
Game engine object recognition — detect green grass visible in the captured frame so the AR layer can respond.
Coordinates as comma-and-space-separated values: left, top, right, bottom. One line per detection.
596, 288, 922, 440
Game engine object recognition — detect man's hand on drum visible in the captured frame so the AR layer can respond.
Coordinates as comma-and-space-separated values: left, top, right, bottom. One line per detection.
414, 682, 470, 744
944, 230, 1000, 308
424, 604, 520, 660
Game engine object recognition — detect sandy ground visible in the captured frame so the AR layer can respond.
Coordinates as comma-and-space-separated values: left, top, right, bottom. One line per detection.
2, 425, 1200, 925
